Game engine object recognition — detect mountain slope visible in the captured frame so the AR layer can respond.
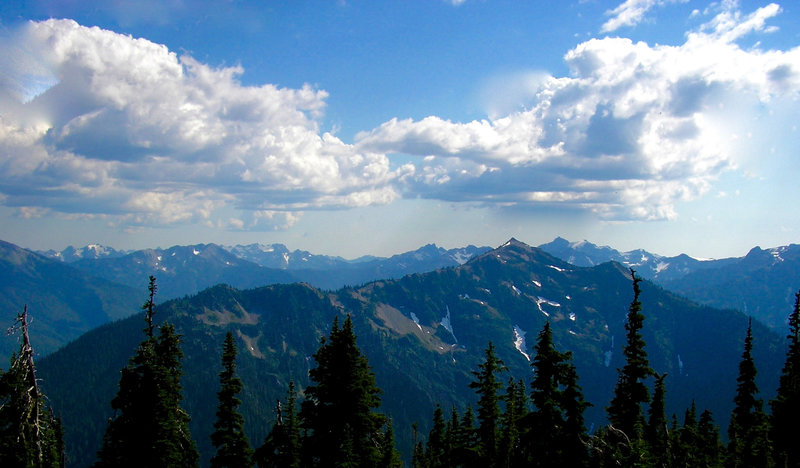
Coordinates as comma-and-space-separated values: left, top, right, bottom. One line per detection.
0, 240, 140, 358
37, 239, 784, 467
663, 244, 800, 329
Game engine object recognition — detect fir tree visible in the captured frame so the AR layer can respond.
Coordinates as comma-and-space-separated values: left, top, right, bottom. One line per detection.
523, 322, 589, 467
412, 421, 426, 468
607, 269, 652, 440
770, 290, 800, 467
379, 418, 402, 468
425, 404, 447, 468
497, 378, 527, 467
0, 306, 64, 468
255, 382, 300, 468
697, 409, 723, 468
468, 342, 507, 466
445, 406, 461, 465
452, 406, 479, 468
645, 372, 669, 464
675, 401, 698, 468
94, 276, 199, 468
726, 319, 772, 468
299, 315, 389, 467
558, 350, 590, 468
210, 332, 253, 468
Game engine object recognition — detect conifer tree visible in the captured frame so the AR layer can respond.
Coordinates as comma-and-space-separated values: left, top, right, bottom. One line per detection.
770, 290, 800, 467
379, 418, 402, 468
0, 306, 64, 468
558, 350, 590, 468
697, 409, 723, 468
645, 372, 669, 464
497, 378, 526, 467
675, 401, 698, 468
452, 406, 479, 468
523, 322, 589, 467
607, 269, 652, 440
94, 276, 199, 468
445, 406, 461, 464
299, 315, 389, 467
468, 342, 507, 466
255, 382, 300, 468
425, 404, 447, 468
726, 319, 772, 468
210, 332, 253, 468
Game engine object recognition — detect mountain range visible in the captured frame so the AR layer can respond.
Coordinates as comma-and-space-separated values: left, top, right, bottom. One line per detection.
538, 237, 800, 330
5, 235, 799, 362
40, 242, 490, 296
35, 239, 785, 467
0, 239, 487, 358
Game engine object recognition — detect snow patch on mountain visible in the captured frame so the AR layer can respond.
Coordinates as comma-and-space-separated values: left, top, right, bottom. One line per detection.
410, 312, 422, 331
770, 247, 785, 262
537, 297, 561, 308
513, 326, 530, 361
534, 296, 560, 317
451, 251, 473, 265
604, 335, 615, 367
440, 305, 457, 343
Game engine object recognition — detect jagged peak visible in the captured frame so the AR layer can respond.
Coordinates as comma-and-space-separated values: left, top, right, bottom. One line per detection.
500, 237, 528, 248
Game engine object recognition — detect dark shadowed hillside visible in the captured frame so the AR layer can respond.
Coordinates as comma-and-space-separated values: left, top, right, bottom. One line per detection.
0, 240, 140, 358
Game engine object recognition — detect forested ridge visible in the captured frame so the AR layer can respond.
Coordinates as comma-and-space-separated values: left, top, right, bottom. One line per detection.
2, 269, 799, 467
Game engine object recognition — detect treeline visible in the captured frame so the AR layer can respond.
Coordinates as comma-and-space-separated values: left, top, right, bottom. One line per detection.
411, 270, 800, 467
2, 272, 800, 467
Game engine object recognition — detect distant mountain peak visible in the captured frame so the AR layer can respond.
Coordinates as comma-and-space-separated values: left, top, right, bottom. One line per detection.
38, 243, 129, 262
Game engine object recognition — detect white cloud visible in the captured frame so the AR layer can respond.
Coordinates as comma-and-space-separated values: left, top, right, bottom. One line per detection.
1, 5, 797, 230
0, 19, 402, 228
357, 3, 800, 220
601, 0, 685, 33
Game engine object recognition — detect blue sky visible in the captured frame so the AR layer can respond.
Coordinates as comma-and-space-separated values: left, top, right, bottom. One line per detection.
0, 0, 798, 259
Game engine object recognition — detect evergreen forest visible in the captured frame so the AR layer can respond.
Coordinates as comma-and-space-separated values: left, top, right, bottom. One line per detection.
2, 269, 800, 467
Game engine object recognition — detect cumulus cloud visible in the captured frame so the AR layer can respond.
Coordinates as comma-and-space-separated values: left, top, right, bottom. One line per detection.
357, 2, 799, 220
1, 4, 797, 230
0, 19, 401, 227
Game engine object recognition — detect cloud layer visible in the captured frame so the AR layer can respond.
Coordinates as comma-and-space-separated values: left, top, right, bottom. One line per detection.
0, 19, 402, 229
0, 3, 798, 231
356, 2, 799, 220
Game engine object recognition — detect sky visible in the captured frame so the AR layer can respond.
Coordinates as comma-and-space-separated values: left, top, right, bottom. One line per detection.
0, 0, 798, 259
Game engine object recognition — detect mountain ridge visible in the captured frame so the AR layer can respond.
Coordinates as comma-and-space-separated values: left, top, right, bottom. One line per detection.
37, 238, 785, 467
0, 240, 141, 357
